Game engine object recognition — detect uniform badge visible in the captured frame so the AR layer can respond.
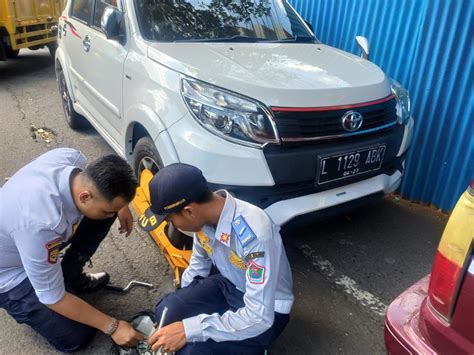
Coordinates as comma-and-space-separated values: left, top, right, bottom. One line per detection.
247, 261, 265, 284
45, 237, 63, 264
232, 216, 257, 248
229, 250, 246, 270
197, 231, 213, 256
245, 251, 265, 262
219, 233, 231, 247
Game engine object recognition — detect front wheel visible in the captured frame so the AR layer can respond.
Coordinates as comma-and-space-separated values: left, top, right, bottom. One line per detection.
132, 136, 163, 178
47, 43, 57, 58
56, 66, 88, 129
133, 136, 192, 250
5, 46, 19, 58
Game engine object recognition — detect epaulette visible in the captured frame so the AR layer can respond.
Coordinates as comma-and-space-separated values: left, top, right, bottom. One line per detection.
231, 215, 257, 248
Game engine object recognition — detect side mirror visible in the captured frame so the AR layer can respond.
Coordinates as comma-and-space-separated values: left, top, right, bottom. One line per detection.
304, 20, 314, 33
101, 7, 124, 40
356, 36, 369, 60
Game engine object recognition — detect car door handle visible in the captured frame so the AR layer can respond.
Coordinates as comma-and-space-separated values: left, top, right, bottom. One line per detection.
83, 35, 91, 52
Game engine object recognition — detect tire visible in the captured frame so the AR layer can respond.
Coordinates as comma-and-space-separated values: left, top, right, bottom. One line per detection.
0, 42, 6, 61
132, 136, 164, 178
56, 66, 88, 129
165, 222, 194, 250
133, 136, 192, 250
47, 42, 58, 58
5, 46, 19, 58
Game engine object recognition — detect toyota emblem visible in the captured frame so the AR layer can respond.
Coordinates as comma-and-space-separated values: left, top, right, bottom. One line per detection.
341, 111, 364, 132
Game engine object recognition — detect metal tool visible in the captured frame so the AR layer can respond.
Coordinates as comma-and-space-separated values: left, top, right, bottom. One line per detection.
118, 308, 169, 355
117, 312, 156, 355
105, 280, 153, 292
156, 307, 168, 355
157, 307, 168, 329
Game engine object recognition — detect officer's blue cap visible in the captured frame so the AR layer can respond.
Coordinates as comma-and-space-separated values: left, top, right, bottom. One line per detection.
139, 163, 209, 232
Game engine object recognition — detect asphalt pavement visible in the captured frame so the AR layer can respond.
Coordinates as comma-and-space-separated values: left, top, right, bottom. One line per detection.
0, 49, 448, 354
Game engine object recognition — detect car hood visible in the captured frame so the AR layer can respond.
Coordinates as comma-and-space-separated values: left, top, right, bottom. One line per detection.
147, 42, 391, 107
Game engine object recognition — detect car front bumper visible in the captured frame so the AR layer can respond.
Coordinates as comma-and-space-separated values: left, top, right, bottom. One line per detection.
169, 113, 413, 225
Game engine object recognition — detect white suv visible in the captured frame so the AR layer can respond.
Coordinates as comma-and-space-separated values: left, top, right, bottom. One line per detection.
56, 0, 413, 225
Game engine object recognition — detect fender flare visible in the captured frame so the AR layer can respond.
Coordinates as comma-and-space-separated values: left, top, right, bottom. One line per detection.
123, 103, 179, 165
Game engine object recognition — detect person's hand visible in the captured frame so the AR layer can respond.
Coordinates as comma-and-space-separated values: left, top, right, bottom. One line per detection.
117, 205, 134, 237
111, 320, 144, 347
148, 321, 187, 353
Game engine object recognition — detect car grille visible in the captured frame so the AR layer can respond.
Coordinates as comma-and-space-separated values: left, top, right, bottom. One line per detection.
271, 96, 398, 142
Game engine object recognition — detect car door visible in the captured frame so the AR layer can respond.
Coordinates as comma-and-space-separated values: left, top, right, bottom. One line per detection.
79, 0, 127, 148
64, 0, 95, 109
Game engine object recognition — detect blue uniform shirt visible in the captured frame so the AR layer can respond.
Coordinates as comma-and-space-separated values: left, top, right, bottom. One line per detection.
0, 148, 85, 304
181, 191, 294, 343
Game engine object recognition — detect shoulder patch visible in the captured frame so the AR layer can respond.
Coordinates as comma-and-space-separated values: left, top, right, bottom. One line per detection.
245, 251, 265, 262
45, 237, 63, 264
247, 261, 266, 284
232, 215, 257, 248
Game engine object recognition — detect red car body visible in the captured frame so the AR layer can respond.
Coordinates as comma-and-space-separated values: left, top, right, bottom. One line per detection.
384, 182, 474, 354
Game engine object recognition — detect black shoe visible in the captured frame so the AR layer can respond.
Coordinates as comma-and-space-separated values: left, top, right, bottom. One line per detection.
66, 271, 110, 293
61, 248, 110, 293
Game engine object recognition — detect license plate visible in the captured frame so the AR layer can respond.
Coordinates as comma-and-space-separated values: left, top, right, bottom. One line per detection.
318, 145, 386, 184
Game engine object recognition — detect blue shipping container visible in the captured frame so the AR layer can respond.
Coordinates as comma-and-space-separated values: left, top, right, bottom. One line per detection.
289, 0, 474, 212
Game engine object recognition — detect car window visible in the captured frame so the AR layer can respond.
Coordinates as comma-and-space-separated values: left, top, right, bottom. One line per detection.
134, 0, 315, 43
94, 0, 118, 28
72, 0, 93, 23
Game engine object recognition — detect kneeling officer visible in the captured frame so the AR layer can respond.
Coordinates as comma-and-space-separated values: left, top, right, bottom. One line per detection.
141, 163, 294, 354
0, 148, 144, 352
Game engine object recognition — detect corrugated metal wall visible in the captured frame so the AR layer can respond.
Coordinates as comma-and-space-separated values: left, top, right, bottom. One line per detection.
289, 0, 474, 212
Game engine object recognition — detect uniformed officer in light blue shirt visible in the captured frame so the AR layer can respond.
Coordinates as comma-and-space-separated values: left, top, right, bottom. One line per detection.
140, 163, 294, 354
0, 148, 144, 351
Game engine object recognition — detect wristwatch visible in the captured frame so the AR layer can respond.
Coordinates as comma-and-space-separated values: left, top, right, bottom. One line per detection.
105, 317, 119, 336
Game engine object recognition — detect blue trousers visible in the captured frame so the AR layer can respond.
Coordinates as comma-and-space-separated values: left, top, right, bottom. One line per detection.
0, 278, 96, 352
0, 215, 116, 352
155, 274, 290, 355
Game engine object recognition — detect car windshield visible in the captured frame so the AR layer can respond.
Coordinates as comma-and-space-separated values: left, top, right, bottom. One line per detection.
134, 0, 316, 43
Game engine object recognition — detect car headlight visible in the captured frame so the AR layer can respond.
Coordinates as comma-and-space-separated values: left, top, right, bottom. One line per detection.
390, 79, 411, 124
181, 78, 279, 147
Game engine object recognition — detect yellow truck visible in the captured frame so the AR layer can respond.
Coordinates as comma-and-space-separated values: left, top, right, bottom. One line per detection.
0, 0, 64, 60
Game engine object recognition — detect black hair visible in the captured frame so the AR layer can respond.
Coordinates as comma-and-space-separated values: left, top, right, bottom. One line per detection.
174, 188, 213, 215
194, 188, 214, 204
83, 155, 138, 202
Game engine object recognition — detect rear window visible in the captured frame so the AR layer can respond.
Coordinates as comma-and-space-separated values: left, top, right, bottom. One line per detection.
72, 0, 93, 23
134, 0, 315, 43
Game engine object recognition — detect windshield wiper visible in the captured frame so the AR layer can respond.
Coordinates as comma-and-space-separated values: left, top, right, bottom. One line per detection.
174, 35, 316, 43
174, 35, 272, 43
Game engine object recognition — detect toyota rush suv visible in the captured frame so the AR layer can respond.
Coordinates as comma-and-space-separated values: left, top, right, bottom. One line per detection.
55, 0, 414, 225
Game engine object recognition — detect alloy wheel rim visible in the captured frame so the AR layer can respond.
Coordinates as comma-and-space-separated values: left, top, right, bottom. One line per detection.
138, 156, 160, 177
60, 74, 72, 121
